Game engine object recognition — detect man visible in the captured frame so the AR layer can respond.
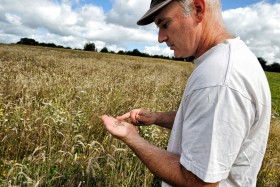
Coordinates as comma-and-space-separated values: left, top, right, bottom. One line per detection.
101, 0, 271, 186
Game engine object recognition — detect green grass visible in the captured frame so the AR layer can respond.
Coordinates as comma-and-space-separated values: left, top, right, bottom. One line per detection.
0, 44, 279, 186
266, 72, 280, 117
257, 72, 280, 187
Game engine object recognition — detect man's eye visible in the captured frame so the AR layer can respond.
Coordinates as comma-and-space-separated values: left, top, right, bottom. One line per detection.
162, 22, 168, 28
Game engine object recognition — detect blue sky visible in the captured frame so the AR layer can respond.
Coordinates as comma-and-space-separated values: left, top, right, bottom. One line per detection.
222, 0, 277, 10
0, 0, 279, 64
78, 0, 111, 11
75, 0, 278, 12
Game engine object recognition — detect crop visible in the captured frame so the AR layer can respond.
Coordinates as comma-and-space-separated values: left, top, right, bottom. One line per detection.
257, 72, 280, 187
0, 44, 279, 186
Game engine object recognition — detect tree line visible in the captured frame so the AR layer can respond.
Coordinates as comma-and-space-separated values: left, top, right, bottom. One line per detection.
16, 38, 72, 49
15, 38, 279, 72
258, 57, 280, 73
83, 42, 194, 61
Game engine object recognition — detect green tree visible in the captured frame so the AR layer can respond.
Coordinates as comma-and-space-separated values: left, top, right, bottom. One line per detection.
17, 38, 39, 45
118, 50, 125, 55
268, 62, 280, 72
258, 57, 268, 70
100, 47, 109, 53
84, 42, 96, 51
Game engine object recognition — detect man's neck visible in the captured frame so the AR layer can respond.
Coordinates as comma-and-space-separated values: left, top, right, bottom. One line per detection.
194, 21, 234, 59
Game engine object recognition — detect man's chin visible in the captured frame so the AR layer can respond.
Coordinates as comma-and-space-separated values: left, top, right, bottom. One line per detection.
174, 51, 194, 59
174, 52, 185, 59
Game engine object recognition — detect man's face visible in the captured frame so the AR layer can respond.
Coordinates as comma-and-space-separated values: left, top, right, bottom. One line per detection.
154, 1, 199, 58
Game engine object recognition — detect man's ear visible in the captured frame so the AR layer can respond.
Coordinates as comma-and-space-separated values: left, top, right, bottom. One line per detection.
193, 0, 205, 23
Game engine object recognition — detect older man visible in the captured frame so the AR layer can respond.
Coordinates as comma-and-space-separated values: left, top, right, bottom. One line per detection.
101, 0, 271, 186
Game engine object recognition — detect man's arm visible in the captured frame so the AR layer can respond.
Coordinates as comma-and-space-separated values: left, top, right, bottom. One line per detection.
154, 111, 176, 129
116, 109, 176, 130
101, 115, 219, 187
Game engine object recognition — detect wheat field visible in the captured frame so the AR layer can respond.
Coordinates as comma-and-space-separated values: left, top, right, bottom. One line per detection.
0, 44, 279, 186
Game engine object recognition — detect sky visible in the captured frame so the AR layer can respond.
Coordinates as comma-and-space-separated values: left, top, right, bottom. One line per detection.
0, 0, 279, 64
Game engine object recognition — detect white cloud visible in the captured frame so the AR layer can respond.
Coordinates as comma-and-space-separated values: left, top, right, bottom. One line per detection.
223, 2, 280, 64
106, 44, 125, 53
77, 5, 106, 24
0, 0, 279, 63
5, 13, 22, 26
143, 45, 173, 57
106, 0, 150, 28
94, 40, 106, 51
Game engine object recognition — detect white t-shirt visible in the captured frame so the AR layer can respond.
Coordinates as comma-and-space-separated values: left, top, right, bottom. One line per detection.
162, 37, 271, 187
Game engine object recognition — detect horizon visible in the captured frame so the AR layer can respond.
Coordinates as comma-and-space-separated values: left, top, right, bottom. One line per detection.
0, 0, 279, 64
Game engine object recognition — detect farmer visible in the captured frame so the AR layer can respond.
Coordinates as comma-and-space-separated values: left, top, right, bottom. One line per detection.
101, 0, 271, 186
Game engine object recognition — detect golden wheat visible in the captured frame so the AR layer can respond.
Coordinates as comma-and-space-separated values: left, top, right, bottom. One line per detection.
0, 44, 279, 186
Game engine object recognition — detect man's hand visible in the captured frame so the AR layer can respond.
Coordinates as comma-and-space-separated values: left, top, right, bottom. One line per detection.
101, 115, 218, 186
117, 109, 176, 129
116, 109, 157, 126
101, 115, 139, 141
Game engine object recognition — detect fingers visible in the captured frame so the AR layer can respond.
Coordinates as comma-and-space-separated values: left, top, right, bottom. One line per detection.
101, 114, 140, 141
130, 110, 140, 124
116, 109, 140, 124
116, 112, 131, 121
101, 115, 118, 127
114, 109, 150, 125
137, 109, 146, 116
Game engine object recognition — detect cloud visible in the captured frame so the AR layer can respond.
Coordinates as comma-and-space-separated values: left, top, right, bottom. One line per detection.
143, 45, 173, 57
5, 13, 22, 26
0, 0, 170, 55
0, 0, 279, 63
106, 0, 150, 28
223, 2, 280, 64
0, 0, 157, 49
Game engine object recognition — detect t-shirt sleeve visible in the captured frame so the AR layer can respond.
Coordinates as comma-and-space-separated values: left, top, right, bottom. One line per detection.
179, 85, 255, 182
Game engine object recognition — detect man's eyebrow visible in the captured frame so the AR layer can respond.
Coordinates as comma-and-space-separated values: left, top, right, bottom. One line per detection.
155, 18, 163, 27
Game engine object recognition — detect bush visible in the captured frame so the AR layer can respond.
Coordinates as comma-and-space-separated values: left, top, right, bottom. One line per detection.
84, 42, 96, 52
100, 47, 109, 53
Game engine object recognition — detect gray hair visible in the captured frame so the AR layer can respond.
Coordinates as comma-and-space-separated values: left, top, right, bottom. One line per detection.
178, 0, 223, 23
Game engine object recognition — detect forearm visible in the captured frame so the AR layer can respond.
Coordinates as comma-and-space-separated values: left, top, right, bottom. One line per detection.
125, 134, 187, 186
101, 115, 218, 187
154, 111, 176, 129
124, 134, 216, 187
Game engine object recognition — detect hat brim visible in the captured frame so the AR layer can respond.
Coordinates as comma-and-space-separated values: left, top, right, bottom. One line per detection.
137, 0, 173, 26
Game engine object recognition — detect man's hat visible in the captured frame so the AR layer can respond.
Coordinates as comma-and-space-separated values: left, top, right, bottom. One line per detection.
137, 0, 173, 25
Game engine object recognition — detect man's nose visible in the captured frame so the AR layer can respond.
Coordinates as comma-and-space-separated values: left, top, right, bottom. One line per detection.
158, 28, 168, 43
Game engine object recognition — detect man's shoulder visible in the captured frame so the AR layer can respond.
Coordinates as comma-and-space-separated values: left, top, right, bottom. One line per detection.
187, 41, 233, 92
187, 37, 270, 105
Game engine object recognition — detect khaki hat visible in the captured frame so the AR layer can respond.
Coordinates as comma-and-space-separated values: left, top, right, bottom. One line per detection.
137, 0, 173, 25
